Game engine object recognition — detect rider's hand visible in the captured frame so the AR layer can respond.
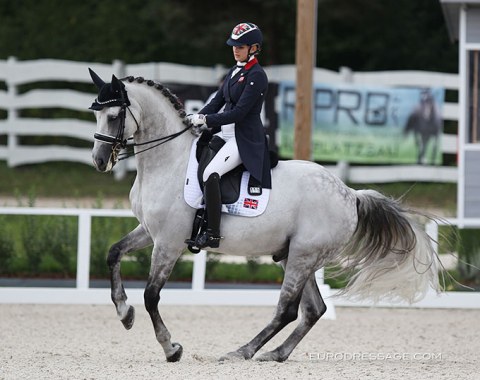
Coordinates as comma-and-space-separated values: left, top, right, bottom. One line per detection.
196, 124, 210, 132
187, 113, 206, 126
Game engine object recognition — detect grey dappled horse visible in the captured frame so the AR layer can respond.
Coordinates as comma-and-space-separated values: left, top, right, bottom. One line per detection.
89, 71, 440, 363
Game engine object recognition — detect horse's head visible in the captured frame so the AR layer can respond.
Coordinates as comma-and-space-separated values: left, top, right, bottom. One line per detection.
88, 68, 139, 172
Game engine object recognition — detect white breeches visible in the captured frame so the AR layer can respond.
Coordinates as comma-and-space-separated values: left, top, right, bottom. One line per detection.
203, 135, 242, 182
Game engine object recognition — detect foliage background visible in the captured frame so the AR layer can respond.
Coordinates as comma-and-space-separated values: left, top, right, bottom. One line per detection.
0, 0, 457, 72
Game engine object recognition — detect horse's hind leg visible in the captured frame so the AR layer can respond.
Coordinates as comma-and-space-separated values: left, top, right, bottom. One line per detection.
220, 256, 315, 361
107, 224, 152, 329
256, 272, 326, 362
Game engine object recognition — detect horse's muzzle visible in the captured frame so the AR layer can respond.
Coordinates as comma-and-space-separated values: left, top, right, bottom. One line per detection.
92, 143, 118, 172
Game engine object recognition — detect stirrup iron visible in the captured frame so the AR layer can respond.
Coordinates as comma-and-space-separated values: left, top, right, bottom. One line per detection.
195, 229, 222, 249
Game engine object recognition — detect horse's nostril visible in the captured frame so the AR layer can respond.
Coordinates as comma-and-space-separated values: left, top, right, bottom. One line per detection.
93, 157, 106, 171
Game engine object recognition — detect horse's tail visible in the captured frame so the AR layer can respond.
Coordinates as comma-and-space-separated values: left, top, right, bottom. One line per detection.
336, 189, 440, 304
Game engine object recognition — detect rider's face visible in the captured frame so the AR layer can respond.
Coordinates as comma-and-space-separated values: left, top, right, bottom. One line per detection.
233, 44, 257, 62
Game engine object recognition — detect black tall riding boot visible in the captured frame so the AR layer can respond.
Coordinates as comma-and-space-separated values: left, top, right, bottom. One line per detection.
195, 172, 222, 249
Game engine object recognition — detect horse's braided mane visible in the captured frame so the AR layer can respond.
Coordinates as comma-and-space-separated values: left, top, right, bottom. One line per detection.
122, 76, 191, 127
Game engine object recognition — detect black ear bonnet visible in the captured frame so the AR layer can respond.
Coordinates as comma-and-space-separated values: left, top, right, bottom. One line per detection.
88, 68, 130, 111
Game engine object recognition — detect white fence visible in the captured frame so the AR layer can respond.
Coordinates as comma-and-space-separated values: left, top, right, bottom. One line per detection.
0, 207, 479, 311
0, 206, 333, 319
0, 57, 458, 183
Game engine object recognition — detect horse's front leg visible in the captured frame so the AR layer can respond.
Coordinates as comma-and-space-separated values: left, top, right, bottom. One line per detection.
430, 134, 439, 164
415, 133, 425, 164
144, 246, 184, 362
107, 224, 153, 329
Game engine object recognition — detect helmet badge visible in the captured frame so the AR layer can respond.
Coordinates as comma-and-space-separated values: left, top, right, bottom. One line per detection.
231, 23, 256, 40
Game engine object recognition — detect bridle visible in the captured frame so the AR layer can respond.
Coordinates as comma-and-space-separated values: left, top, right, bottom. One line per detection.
93, 101, 193, 162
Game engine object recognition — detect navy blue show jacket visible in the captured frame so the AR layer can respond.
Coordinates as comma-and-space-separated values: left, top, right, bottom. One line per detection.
200, 58, 272, 189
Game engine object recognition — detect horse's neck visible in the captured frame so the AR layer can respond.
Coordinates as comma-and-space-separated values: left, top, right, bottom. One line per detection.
134, 130, 191, 181
132, 95, 193, 189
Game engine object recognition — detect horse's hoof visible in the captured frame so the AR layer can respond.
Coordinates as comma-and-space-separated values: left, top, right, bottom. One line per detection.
255, 351, 286, 362
166, 343, 183, 362
121, 306, 135, 330
219, 351, 247, 362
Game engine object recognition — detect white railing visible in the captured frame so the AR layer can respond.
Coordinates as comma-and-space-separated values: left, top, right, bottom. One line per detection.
0, 57, 458, 183
0, 207, 478, 312
0, 206, 334, 318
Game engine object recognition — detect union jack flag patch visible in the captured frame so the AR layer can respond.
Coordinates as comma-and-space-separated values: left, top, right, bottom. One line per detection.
232, 23, 253, 37
243, 198, 258, 209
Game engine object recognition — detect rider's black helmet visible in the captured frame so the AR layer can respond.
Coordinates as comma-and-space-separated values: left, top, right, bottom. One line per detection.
226, 22, 263, 47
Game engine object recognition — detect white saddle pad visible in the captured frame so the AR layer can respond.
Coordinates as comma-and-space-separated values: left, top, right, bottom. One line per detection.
184, 138, 270, 217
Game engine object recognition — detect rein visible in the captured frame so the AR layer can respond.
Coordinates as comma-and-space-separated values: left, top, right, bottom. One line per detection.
94, 102, 193, 161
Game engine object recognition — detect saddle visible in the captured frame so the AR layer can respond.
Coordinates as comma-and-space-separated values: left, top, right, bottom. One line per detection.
185, 131, 278, 253
195, 131, 270, 203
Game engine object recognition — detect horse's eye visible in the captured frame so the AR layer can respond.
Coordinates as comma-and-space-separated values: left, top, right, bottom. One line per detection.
108, 115, 119, 122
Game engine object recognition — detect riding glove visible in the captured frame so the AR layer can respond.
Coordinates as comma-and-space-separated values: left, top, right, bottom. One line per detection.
188, 113, 206, 126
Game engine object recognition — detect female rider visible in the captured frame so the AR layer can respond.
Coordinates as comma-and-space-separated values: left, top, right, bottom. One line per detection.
187, 22, 271, 249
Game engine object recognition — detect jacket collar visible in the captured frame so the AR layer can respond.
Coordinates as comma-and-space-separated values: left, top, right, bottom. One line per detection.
244, 57, 258, 70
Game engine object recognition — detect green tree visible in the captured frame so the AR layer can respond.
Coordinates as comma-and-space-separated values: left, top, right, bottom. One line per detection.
0, 0, 457, 72
457, 229, 480, 288
316, 0, 456, 72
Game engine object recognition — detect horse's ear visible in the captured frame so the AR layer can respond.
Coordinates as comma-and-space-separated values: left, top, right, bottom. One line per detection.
111, 74, 123, 92
88, 68, 105, 90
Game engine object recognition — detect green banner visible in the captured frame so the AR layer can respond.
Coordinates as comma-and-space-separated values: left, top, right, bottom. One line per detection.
278, 82, 444, 164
